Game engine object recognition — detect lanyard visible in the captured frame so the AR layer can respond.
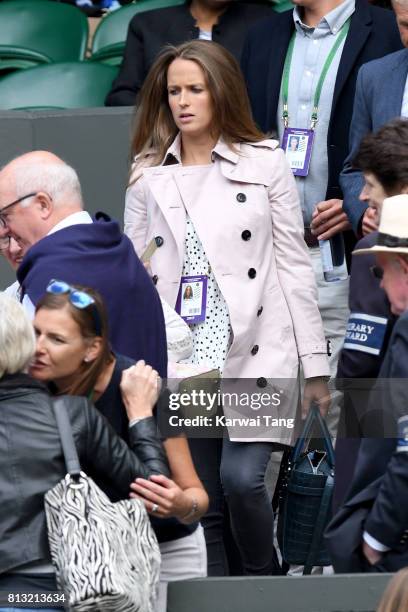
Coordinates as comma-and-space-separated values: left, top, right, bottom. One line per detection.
281, 18, 351, 129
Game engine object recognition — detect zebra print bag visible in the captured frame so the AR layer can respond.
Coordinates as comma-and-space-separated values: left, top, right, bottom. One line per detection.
44, 398, 161, 612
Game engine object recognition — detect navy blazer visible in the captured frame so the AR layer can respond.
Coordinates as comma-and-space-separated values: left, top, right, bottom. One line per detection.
241, 1, 402, 206
341, 48, 408, 234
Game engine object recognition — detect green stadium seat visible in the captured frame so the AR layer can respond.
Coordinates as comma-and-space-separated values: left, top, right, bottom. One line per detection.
0, 62, 118, 110
271, 0, 292, 12
0, 1, 88, 75
91, 0, 185, 65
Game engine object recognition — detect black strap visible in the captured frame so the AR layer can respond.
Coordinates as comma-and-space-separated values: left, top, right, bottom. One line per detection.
52, 397, 81, 478
292, 405, 335, 468
303, 472, 334, 575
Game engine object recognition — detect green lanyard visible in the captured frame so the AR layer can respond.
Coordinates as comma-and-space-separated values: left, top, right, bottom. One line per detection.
281, 18, 351, 130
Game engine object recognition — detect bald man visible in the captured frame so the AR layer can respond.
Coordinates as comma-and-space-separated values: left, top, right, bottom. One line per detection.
0, 151, 167, 376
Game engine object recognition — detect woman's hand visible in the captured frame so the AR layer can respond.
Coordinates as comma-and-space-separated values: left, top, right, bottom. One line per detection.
120, 360, 161, 421
130, 474, 203, 523
302, 377, 331, 418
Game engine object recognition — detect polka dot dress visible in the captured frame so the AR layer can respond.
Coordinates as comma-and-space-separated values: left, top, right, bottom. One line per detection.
182, 216, 232, 372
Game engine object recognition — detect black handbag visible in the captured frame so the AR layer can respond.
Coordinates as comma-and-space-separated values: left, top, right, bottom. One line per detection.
277, 405, 335, 574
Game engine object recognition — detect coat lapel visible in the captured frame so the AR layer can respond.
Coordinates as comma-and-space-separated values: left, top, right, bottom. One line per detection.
331, 2, 371, 115
385, 49, 408, 119
266, 12, 294, 133
142, 167, 186, 267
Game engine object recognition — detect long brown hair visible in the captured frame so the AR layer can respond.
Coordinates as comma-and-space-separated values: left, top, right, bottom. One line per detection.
35, 284, 113, 397
130, 40, 265, 171
377, 568, 408, 612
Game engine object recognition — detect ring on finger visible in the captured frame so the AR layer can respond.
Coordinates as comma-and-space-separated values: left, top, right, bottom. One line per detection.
151, 503, 159, 513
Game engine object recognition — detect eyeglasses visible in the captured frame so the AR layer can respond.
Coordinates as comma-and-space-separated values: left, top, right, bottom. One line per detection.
46, 279, 102, 336
370, 265, 384, 280
0, 192, 38, 251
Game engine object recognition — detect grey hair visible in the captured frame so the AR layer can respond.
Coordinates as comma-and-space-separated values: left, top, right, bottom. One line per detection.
0, 293, 35, 378
13, 162, 84, 209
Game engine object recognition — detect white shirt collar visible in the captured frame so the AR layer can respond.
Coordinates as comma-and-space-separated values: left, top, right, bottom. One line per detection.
47, 210, 93, 236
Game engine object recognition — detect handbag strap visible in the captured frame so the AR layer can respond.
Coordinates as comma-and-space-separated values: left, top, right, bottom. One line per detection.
302, 472, 334, 575
292, 404, 335, 468
52, 397, 81, 479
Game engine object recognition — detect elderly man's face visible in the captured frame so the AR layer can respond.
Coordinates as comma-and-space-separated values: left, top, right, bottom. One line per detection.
378, 253, 408, 316
0, 179, 41, 251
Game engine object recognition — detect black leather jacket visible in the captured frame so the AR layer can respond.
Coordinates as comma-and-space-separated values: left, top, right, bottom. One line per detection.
0, 374, 170, 574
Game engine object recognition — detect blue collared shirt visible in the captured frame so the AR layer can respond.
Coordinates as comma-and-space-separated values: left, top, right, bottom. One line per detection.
277, 0, 355, 226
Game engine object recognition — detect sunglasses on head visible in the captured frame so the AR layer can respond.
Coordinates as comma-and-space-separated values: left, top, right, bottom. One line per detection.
46, 279, 102, 336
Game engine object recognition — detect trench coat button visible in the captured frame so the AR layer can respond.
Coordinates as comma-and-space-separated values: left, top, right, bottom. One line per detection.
152, 275, 158, 285
155, 236, 164, 247
257, 377, 267, 388
236, 193, 247, 203
257, 306, 263, 317
241, 230, 251, 241
248, 268, 256, 279
251, 345, 259, 356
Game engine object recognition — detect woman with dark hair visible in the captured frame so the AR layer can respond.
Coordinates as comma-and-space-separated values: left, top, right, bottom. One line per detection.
0, 292, 169, 612
30, 280, 208, 612
124, 40, 330, 576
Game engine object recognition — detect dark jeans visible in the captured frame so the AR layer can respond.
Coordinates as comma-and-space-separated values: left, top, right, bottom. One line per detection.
189, 437, 283, 576
221, 438, 282, 575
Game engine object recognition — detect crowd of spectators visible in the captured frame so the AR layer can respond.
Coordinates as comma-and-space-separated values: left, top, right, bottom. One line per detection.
2, 0, 408, 610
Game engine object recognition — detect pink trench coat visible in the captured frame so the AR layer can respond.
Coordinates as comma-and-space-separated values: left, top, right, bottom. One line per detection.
125, 136, 329, 442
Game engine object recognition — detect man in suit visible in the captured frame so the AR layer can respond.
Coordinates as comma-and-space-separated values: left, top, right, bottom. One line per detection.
341, 0, 408, 236
105, 0, 273, 107
327, 194, 408, 573
242, 0, 401, 423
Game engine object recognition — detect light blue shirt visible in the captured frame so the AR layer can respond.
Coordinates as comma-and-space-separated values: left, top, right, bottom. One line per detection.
277, 0, 356, 226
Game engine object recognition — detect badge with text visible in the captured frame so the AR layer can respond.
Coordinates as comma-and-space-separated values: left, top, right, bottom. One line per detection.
282, 128, 314, 177
343, 312, 388, 356
175, 275, 208, 324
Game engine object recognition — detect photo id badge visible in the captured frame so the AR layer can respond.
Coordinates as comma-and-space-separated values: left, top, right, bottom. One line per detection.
175, 275, 208, 324
282, 128, 315, 177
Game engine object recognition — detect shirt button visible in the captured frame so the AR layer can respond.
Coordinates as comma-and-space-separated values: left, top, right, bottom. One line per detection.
251, 345, 259, 356
301, 104, 307, 110
155, 236, 164, 247
241, 230, 251, 241
236, 193, 247, 203
257, 306, 263, 317
306, 70, 312, 77
152, 275, 158, 285
257, 377, 267, 388
248, 268, 256, 279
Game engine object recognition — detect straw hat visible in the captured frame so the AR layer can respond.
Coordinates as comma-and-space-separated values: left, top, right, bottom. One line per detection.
354, 194, 408, 256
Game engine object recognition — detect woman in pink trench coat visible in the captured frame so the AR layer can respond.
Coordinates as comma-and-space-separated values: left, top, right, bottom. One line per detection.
124, 40, 330, 577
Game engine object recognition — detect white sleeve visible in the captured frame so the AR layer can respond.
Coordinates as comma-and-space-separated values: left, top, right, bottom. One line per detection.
160, 297, 193, 362
363, 531, 391, 553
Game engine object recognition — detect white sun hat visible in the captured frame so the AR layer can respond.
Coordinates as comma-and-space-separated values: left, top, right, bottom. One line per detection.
354, 194, 408, 256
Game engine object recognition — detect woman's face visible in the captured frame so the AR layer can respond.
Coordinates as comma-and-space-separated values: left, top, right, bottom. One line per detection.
167, 58, 213, 140
30, 305, 91, 389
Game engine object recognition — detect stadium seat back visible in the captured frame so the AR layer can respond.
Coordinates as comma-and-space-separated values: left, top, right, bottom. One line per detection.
0, 62, 118, 110
0, 1, 88, 63
91, 0, 185, 61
